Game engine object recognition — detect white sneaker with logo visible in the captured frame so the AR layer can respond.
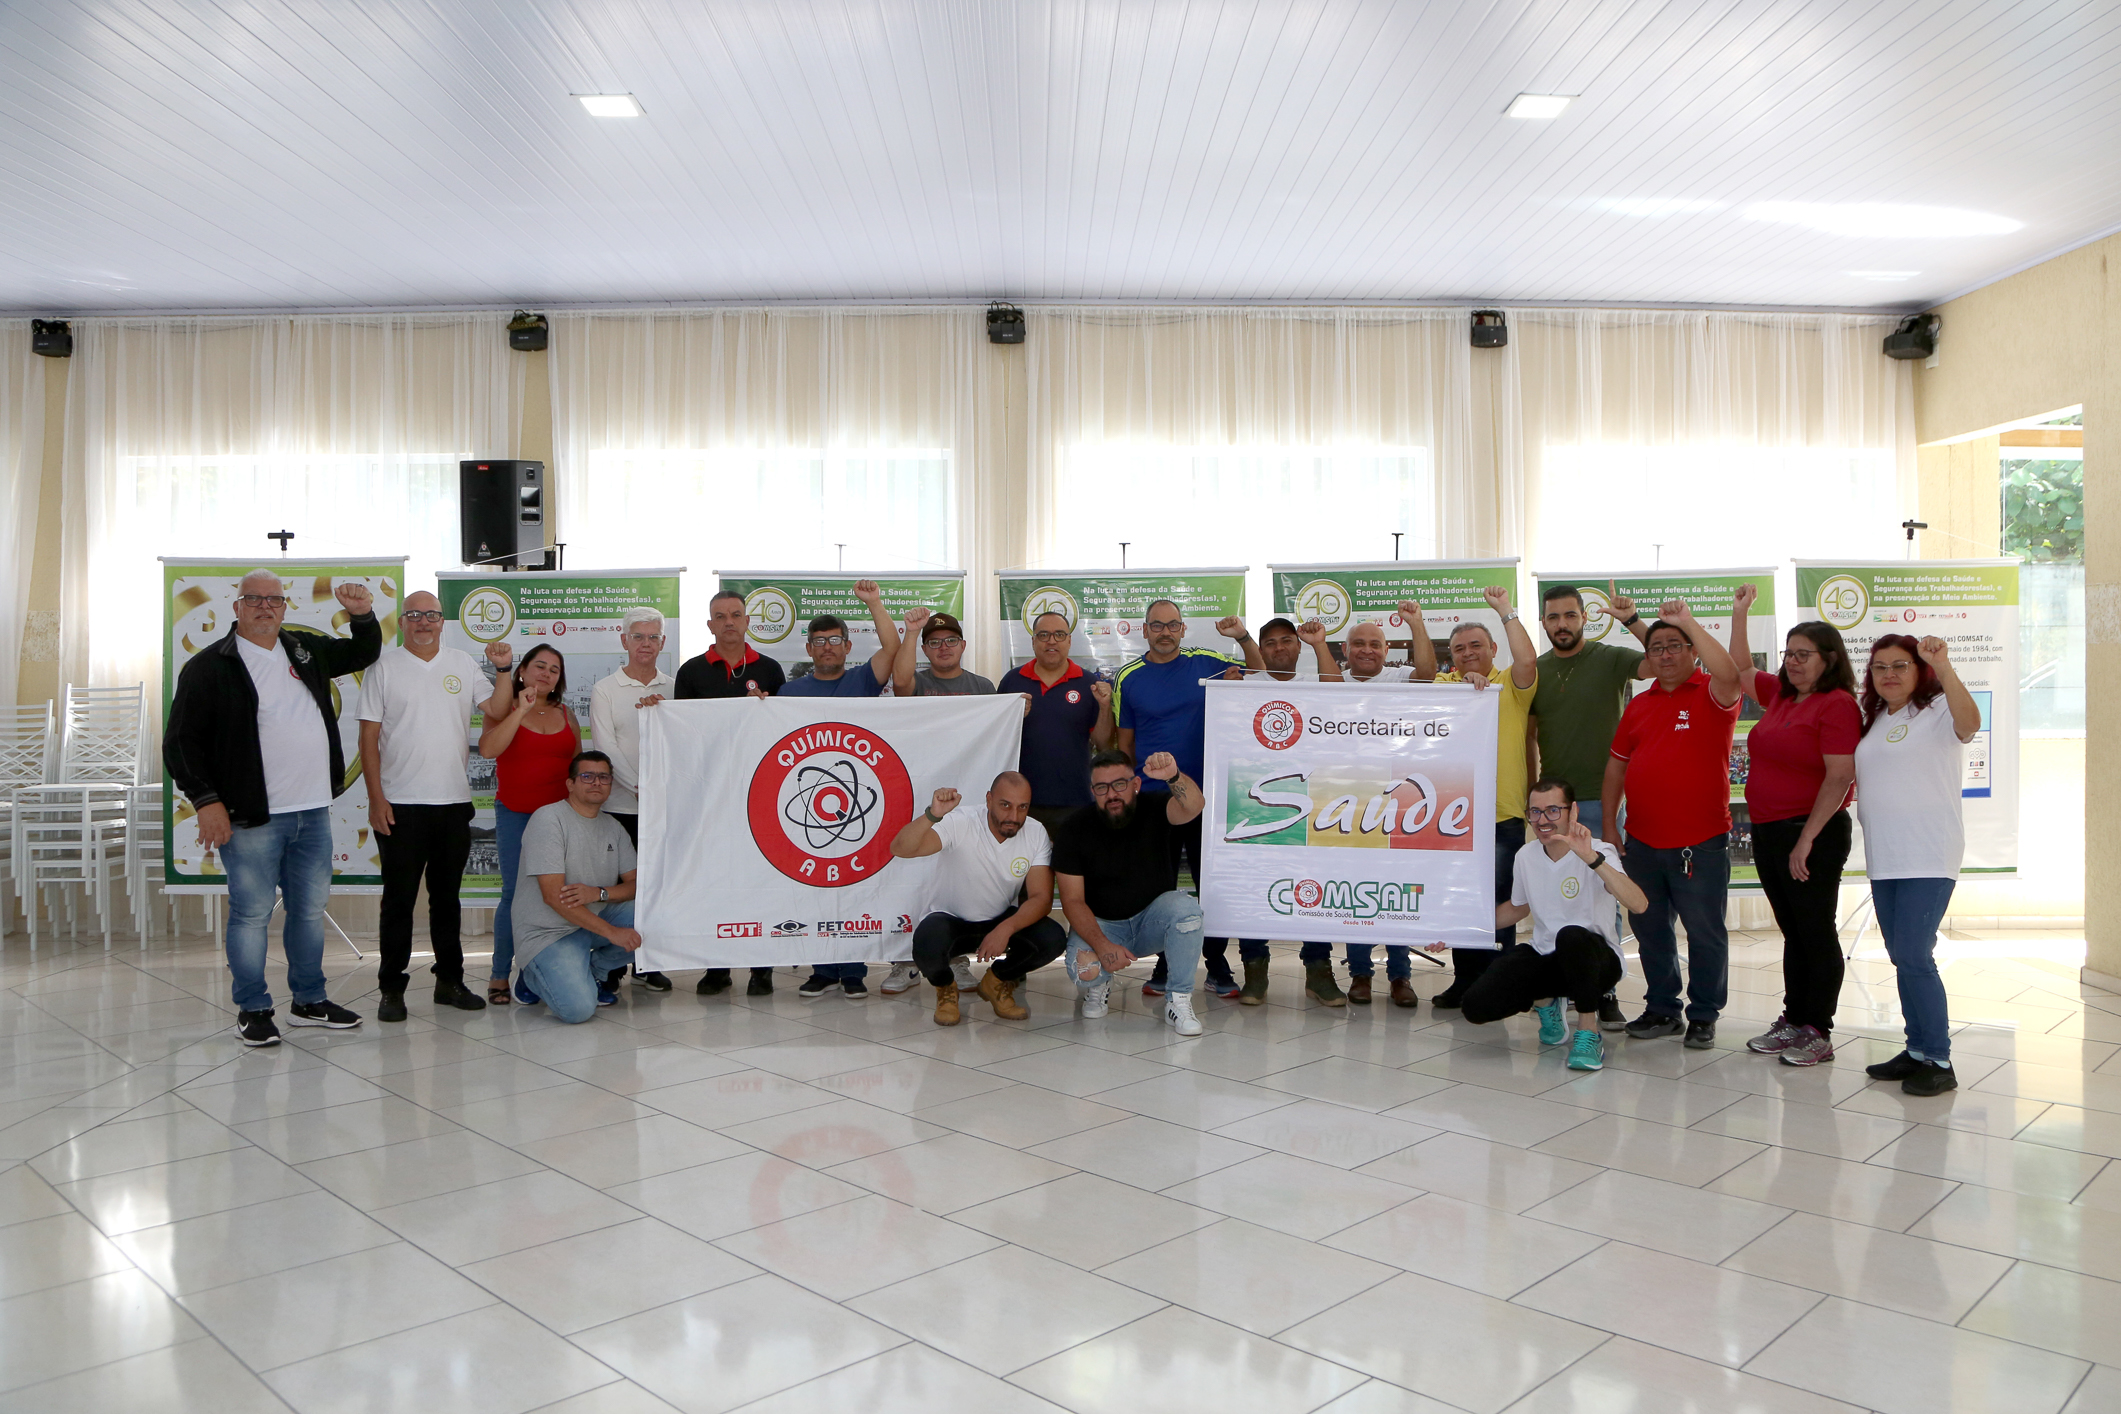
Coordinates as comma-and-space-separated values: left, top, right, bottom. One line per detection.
1165, 992, 1203, 1037
952, 959, 977, 990
879, 962, 920, 996
1080, 978, 1112, 1019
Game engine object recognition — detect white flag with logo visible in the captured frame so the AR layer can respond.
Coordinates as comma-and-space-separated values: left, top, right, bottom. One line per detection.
1202, 680, 1499, 947
633, 695, 1023, 967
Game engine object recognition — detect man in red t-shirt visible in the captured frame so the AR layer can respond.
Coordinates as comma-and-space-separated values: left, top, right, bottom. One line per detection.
1600, 599, 1743, 1049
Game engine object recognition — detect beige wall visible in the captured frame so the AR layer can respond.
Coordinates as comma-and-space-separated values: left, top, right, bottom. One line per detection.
1915, 231, 2117, 979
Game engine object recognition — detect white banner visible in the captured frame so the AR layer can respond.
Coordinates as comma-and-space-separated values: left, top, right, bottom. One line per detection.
1201, 680, 1499, 947
633, 695, 1023, 966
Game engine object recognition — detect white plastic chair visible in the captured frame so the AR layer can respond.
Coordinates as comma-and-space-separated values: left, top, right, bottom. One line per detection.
14, 685, 146, 945
0, 702, 56, 934
125, 784, 171, 939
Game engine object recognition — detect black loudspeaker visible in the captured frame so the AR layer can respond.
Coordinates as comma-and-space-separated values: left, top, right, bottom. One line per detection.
1470, 310, 1507, 348
460, 460, 547, 567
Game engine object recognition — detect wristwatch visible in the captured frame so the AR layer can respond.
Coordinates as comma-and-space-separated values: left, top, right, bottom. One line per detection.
1501, 609, 1519, 622
598, 886, 609, 903
1620, 612, 1641, 627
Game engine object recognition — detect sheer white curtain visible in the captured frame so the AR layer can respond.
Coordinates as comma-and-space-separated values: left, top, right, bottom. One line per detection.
0, 321, 46, 708
549, 308, 998, 663
59, 313, 524, 705
1025, 308, 1474, 617
1513, 309, 1915, 573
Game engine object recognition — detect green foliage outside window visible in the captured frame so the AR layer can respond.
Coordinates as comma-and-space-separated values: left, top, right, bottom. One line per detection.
2002, 458, 2083, 563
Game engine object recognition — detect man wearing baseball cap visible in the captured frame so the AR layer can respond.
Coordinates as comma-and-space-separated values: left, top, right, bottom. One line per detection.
890, 608, 996, 697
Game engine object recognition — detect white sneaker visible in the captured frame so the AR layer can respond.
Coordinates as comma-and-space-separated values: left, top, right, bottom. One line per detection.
1080, 978, 1111, 1018
952, 959, 977, 990
1164, 992, 1203, 1037
880, 962, 920, 996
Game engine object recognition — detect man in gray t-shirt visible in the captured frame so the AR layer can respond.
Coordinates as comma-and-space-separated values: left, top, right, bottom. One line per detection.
891, 609, 996, 697
510, 750, 641, 1023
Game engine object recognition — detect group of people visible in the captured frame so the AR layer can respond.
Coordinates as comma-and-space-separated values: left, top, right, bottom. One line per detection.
165, 569, 1978, 1093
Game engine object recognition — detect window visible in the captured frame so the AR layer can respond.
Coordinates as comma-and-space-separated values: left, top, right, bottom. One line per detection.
1049, 445, 1431, 615
2002, 414, 2085, 732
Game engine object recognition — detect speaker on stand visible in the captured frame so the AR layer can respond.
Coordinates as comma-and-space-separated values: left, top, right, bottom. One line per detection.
459, 460, 555, 569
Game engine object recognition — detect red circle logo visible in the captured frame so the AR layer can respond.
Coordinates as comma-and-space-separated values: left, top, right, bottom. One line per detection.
747, 722, 913, 887
1294, 879, 1322, 908
1065, 689, 1081, 704
552, 621, 567, 635
1253, 700, 1303, 750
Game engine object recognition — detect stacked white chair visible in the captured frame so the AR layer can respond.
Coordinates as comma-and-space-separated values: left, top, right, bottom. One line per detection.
0, 702, 57, 935
14, 685, 146, 947
125, 782, 170, 939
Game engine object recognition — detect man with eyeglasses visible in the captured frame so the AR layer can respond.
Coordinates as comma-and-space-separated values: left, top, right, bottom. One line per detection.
997, 612, 1116, 837
891, 608, 995, 696
1116, 601, 1248, 999
353, 589, 489, 1022
1601, 599, 1745, 1049
166, 569, 381, 1046
507, 751, 643, 1023
588, 606, 677, 991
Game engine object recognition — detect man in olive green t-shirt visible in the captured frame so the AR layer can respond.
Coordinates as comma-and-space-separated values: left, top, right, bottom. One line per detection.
1528, 582, 1652, 837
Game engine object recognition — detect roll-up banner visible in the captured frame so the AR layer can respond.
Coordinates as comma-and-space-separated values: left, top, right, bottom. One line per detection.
1533, 569, 1777, 885
634, 696, 1023, 966
718, 572, 966, 678
162, 557, 405, 887
1796, 559, 2019, 875
997, 569, 1248, 674
1200, 680, 1500, 947
1268, 559, 1522, 668
437, 569, 684, 902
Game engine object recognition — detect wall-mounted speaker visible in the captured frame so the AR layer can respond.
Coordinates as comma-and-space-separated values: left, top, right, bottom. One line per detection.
460, 460, 548, 568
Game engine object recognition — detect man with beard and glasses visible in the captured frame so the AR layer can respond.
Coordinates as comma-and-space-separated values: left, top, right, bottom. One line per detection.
1052, 749, 1208, 1037
891, 772, 1065, 1027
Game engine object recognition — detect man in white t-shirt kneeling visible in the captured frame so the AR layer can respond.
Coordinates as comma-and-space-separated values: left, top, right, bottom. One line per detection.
890, 772, 1066, 1027
1465, 777, 1648, 1072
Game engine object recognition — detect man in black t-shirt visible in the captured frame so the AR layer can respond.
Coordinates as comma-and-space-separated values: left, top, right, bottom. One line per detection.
1052, 749, 1207, 1037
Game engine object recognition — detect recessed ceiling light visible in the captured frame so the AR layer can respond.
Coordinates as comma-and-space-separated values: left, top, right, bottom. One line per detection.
1505, 93, 1573, 120
1595, 198, 1725, 217
1846, 270, 1920, 281
1744, 202, 2019, 238
576, 94, 643, 118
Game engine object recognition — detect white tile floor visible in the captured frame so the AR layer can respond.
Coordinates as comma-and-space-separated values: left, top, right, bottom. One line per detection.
1, 924, 2117, 1414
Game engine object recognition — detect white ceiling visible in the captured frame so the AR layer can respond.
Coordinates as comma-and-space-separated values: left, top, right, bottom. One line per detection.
2, 0, 2115, 313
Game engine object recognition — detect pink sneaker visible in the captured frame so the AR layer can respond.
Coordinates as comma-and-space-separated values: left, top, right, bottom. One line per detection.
1746, 1015, 1803, 1054
1777, 1025, 1836, 1067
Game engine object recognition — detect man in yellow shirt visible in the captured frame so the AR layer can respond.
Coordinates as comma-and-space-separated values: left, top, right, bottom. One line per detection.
1429, 583, 1540, 1008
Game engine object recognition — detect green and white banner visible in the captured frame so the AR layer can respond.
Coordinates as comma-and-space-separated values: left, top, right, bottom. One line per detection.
998, 569, 1248, 673
1797, 559, 2019, 875
438, 569, 684, 900
1535, 568, 1778, 886
718, 572, 966, 678
1269, 559, 1522, 668
162, 556, 405, 887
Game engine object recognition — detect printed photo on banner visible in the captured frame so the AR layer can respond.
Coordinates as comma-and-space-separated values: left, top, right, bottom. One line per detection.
998, 568, 1246, 673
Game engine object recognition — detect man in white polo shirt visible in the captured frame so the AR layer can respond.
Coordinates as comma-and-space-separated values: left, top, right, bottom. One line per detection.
1463, 777, 1648, 1073
889, 772, 1066, 1027
589, 606, 677, 991
357, 588, 487, 1022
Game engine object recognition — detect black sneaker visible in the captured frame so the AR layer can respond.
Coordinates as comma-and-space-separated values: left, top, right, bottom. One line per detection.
634, 969, 673, 992
746, 969, 775, 996
1431, 982, 1468, 1010
433, 978, 487, 1012
1598, 994, 1627, 1033
1684, 1020, 1717, 1050
234, 1009, 280, 1047
603, 966, 628, 993
1903, 1060, 1957, 1097
288, 1000, 362, 1029
1624, 1011, 1683, 1039
376, 990, 408, 1024
1867, 1049, 1922, 1081
841, 978, 869, 999
798, 975, 836, 1000
697, 969, 732, 996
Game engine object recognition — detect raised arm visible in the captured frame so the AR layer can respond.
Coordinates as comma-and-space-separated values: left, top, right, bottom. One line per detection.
1146, 755, 1204, 825
1398, 600, 1438, 681
1918, 637, 1984, 741
1727, 583, 1764, 707
1607, 581, 1651, 647
1664, 598, 1742, 708
891, 607, 932, 696
1486, 585, 1538, 690
1297, 619, 1343, 681
854, 579, 902, 682
1216, 616, 1264, 672
891, 786, 957, 857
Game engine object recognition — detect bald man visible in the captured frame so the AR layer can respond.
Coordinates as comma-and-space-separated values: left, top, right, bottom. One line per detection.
890, 772, 1067, 1026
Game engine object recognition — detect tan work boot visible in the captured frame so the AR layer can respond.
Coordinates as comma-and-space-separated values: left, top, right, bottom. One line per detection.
1390, 979, 1420, 1009
932, 982, 962, 1027
976, 970, 1029, 1020
1347, 976, 1372, 1005
1305, 962, 1347, 1007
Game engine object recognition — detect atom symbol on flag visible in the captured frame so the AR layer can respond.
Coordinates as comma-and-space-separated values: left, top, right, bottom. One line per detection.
782, 760, 880, 848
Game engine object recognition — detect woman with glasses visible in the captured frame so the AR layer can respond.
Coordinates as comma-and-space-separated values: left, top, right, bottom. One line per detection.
1855, 635, 1981, 1096
1727, 587, 1862, 1066
478, 643, 580, 1003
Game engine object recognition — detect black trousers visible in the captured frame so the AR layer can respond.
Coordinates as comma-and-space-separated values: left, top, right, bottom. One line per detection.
1753, 810, 1853, 1032
376, 802, 474, 992
912, 911, 1067, 986
1151, 813, 1245, 982
1461, 928, 1625, 1022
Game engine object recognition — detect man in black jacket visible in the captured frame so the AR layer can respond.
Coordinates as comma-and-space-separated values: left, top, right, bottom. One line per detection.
165, 569, 383, 1047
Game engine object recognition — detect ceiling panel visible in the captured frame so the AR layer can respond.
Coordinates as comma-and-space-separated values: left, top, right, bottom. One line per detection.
0, 0, 2114, 311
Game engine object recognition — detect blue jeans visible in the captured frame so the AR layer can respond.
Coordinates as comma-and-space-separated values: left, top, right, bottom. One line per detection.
492, 803, 531, 980
1873, 878, 1956, 1063
1242, 940, 1328, 964
1624, 832, 1730, 1023
1066, 891, 1203, 995
521, 902, 636, 1024
810, 963, 870, 981
1345, 945, 1412, 979
1574, 800, 1604, 835
220, 807, 334, 1013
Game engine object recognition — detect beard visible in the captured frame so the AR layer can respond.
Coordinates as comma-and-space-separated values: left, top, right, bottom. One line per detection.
992, 815, 1022, 838
1099, 801, 1137, 830
1549, 628, 1578, 651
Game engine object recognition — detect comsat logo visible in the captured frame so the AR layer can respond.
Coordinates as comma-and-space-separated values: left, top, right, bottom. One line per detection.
1269, 877, 1424, 920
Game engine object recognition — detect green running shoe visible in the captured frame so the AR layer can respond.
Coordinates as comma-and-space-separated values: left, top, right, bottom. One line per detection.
1567, 1029, 1605, 1071
1535, 1001, 1566, 1046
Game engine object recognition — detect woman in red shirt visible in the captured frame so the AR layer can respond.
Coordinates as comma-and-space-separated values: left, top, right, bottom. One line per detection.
1728, 585, 1860, 1066
478, 644, 580, 1003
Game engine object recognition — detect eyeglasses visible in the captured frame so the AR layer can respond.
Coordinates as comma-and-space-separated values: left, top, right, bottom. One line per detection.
1871, 659, 1916, 673
235, 595, 288, 608
1032, 630, 1070, 643
1526, 805, 1570, 821
625, 632, 664, 643
573, 771, 613, 784
402, 611, 443, 624
1144, 619, 1184, 632
1646, 642, 1692, 656
809, 635, 850, 648
1781, 648, 1818, 664
1089, 779, 1134, 797
925, 636, 964, 649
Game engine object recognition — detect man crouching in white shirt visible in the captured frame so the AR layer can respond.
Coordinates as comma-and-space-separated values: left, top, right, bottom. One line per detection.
1463, 778, 1648, 1073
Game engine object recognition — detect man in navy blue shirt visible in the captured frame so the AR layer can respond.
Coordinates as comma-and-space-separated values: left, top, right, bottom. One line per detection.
779, 579, 901, 700
1114, 599, 1248, 998
998, 612, 1117, 836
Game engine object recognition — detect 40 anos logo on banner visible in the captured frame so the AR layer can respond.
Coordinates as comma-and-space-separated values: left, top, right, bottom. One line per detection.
459, 586, 515, 643
747, 722, 914, 886
1253, 700, 1304, 750
1019, 585, 1079, 632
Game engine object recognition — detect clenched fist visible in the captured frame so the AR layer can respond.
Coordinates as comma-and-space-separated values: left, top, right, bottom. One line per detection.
1142, 752, 1179, 782
1481, 584, 1512, 613
1296, 619, 1328, 645
1091, 680, 1112, 707
1215, 615, 1248, 639
334, 581, 374, 617
484, 641, 514, 671
929, 787, 962, 817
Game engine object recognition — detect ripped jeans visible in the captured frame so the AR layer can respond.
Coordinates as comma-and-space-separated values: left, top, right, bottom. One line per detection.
1064, 891, 1204, 996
